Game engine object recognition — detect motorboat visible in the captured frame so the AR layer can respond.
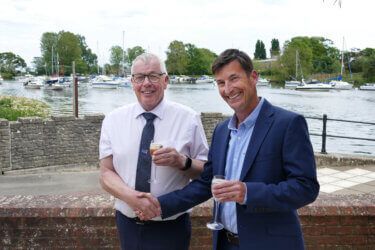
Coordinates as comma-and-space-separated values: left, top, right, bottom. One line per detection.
91, 75, 119, 89
195, 75, 214, 84
330, 80, 353, 90
116, 76, 131, 88
359, 83, 375, 91
23, 77, 43, 89
257, 77, 270, 87
284, 80, 301, 89
295, 79, 333, 91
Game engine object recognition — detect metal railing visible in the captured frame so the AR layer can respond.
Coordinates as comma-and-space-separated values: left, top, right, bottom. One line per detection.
305, 114, 375, 153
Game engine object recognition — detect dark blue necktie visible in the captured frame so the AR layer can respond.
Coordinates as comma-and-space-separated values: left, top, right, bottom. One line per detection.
135, 112, 157, 192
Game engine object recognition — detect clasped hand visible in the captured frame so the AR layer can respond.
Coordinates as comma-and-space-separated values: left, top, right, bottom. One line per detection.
211, 180, 246, 204
152, 147, 185, 169
131, 192, 161, 221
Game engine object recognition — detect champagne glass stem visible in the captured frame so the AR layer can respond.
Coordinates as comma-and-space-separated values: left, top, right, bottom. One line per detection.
214, 201, 220, 222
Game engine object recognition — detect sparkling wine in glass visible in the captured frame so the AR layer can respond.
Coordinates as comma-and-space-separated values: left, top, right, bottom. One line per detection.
148, 142, 163, 183
206, 175, 226, 230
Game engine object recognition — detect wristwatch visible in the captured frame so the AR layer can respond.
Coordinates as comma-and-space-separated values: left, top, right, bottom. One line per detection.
181, 156, 192, 171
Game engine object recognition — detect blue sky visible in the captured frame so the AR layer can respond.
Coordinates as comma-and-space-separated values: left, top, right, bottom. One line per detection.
0, 0, 373, 66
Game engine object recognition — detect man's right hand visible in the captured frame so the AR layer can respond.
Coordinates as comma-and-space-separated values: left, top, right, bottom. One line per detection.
130, 192, 161, 220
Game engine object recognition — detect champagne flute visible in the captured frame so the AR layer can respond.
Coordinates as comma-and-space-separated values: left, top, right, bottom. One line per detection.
206, 175, 226, 230
148, 141, 163, 183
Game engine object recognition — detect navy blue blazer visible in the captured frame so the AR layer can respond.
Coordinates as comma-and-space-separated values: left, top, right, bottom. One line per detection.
158, 99, 320, 250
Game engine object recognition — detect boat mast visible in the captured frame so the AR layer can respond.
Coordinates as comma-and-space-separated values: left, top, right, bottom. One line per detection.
51, 46, 54, 76
122, 30, 126, 77
295, 50, 298, 80
341, 37, 345, 77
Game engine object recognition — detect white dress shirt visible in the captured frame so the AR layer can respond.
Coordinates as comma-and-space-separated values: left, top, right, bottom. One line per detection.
99, 98, 209, 220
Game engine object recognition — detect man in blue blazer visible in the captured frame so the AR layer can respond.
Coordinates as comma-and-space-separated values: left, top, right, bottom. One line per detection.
141, 49, 319, 250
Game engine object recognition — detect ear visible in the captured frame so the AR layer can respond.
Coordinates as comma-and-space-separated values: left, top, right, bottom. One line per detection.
251, 70, 258, 80
163, 75, 169, 89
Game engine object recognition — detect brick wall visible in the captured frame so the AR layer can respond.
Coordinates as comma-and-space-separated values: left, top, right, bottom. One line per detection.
0, 119, 10, 173
4, 115, 103, 171
0, 194, 374, 249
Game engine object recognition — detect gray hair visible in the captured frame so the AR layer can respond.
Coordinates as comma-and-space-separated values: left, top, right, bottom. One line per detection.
131, 53, 168, 75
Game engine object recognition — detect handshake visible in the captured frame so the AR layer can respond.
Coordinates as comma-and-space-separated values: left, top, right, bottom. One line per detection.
132, 192, 161, 221
130, 179, 247, 221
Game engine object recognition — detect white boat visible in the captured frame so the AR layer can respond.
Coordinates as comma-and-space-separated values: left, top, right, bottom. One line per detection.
196, 75, 214, 84
285, 80, 302, 89
44, 83, 64, 91
23, 77, 43, 89
359, 83, 375, 91
116, 76, 131, 88
330, 80, 353, 90
257, 77, 270, 87
91, 75, 119, 89
295, 79, 333, 91
329, 38, 353, 90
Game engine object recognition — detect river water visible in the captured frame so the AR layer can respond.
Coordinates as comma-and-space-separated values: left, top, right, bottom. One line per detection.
1, 81, 374, 156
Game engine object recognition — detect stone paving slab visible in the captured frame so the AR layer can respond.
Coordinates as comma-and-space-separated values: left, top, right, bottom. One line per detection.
1, 165, 375, 196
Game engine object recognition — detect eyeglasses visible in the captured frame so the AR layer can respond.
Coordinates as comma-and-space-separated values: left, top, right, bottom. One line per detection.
131, 73, 166, 84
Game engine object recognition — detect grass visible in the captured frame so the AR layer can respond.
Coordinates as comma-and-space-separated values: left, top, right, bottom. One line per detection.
0, 96, 51, 121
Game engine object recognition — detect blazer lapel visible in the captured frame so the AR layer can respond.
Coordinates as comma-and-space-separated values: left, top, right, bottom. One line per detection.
240, 100, 275, 181
214, 120, 231, 176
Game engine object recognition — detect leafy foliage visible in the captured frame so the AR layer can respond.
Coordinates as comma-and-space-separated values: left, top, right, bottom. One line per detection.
0, 52, 27, 79
166, 41, 189, 75
127, 46, 145, 65
39, 31, 97, 76
280, 36, 340, 79
0, 96, 50, 121
110, 45, 125, 75
270, 38, 280, 58
254, 40, 267, 59
165, 40, 217, 75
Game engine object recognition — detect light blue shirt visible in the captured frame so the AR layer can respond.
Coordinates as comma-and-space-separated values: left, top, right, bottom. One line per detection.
220, 97, 264, 234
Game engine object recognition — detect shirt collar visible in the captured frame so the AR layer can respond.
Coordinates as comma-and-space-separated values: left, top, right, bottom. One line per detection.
134, 98, 166, 120
228, 97, 265, 131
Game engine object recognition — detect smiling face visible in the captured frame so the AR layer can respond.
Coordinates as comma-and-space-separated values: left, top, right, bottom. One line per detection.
131, 58, 168, 111
215, 60, 259, 124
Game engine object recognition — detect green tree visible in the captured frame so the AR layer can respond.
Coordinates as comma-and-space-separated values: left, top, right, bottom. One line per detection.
40, 32, 58, 75
361, 48, 375, 82
77, 35, 98, 74
185, 44, 206, 75
0, 52, 27, 79
56, 31, 82, 75
127, 46, 145, 64
32, 57, 46, 75
40, 31, 97, 75
280, 36, 340, 79
254, 40, 266, 60
110, 45, 125, 75
281, 37, 314, 79
270, 38, 280, 58
166, 40, 188, 75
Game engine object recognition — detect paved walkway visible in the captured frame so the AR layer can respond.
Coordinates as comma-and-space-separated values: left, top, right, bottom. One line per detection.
1, 166, 375, 196
317, 165, 375, 194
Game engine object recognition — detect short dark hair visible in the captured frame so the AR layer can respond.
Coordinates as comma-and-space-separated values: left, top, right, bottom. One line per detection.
211, 49, 253, 75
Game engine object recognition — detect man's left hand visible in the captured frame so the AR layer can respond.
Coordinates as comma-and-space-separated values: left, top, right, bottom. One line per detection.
152, 147, 185, 169
212, 180, 246, 204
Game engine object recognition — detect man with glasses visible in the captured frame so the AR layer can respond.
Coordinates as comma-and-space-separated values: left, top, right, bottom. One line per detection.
99, 53, 209, 250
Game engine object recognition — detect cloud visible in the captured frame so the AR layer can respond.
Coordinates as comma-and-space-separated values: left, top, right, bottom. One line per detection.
1, 0, 374, 66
